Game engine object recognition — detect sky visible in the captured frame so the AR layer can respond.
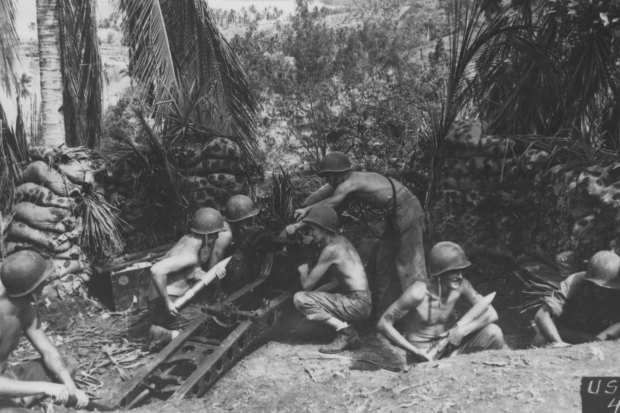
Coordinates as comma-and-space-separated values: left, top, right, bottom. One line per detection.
15, 0, 317, 39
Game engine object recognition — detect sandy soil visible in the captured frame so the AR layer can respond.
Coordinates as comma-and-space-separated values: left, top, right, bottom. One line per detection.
123, 332, 620, 413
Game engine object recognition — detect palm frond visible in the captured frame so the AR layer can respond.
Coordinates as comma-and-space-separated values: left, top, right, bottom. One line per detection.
423, 0, 523, 213
117, 0, 179, 114
79, 190, 126, 258
0, 0, 19, 94
159, 0, 259, 163
58, 0, 103, 148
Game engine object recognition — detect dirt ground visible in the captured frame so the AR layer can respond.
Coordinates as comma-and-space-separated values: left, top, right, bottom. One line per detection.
123, 332, 620, 413
12, 284, 619, 413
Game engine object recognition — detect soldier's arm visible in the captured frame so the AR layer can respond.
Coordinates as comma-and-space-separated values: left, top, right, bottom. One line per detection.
534, 304, 565, 344
299, 245, 337, 290
207, 230, 233, 271
377, 281, 430, 360
295, 178, 359, 220
151, 253, 196, 314
23, 307, 88, 406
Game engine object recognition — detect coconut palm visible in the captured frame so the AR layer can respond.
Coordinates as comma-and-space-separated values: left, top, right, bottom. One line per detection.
3, 0, 257, 156
118, 0, 259, 162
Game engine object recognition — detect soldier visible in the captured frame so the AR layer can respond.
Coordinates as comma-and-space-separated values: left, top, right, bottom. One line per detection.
222, 194, 260, 244
377, 242, 505, 362
293, 206, 372, 353
0, 251, 89, 410
147, 207, 231, 349
294, 152, 426, 315
533, 250, 620, 347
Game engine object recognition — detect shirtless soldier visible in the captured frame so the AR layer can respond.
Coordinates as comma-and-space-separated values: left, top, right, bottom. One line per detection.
294, 151, 426, 315
148, 207, 231, 348
0, 250, 88, 411
293, 205, 372, 353
377, 242, 504, 362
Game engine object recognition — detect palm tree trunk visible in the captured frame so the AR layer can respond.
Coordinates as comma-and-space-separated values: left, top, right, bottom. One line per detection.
37, 0, 65, 148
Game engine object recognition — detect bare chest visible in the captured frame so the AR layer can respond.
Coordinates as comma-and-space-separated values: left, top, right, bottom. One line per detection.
0, 315, 23, 362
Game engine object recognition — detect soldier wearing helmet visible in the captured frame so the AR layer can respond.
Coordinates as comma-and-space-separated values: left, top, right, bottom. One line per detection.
223, 195, 259, 237
292, 151, 427, 316
293, 206, 372, 353
377, 242, 504, 362
148, 207, 232, 350
0, 251, 89, 409
533, 250, 620, 347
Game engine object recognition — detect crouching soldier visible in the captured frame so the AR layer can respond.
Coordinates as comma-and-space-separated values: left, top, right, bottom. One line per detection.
292, 206, 372, 353
533, 250, 620, 347
378, 242, 505, 363
0, 251, 89, 411
148, 207, 231, 349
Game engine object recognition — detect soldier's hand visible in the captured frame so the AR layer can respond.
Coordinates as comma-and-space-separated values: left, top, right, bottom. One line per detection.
166, 299, 180, 316
294, 207, 308, 221
447, 326, 465, 346
44, 383, 70, 404
286, 223, 299, 235
70, 388, 89, 408
298, 263, 309, 277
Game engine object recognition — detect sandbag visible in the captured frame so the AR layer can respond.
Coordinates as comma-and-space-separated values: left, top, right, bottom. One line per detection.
207, 173, 244, 193
52, 245, 83, 260
28, 146, 55, 163
171, 142, 204, 167
56, 159, 95, 184
14, 202, 75, 233
202, 158, 243, 174
8, 221, 74, 253
19, 161, 80, 197
189, 189, 217, 208
3, 241, 36, 255
52, 258, 86, 279
203, 137, 241, 160
187, 176, 209, 189
15, 183, 76, 210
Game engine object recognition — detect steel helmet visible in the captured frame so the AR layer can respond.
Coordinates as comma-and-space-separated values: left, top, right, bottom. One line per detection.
0, 250, 54, 297
190, 207, 226, 235
224, 195, 259, 223
302, 205, 338, 233
428, 241, 471, 277
318, 152, 352, 176
585, 251, 620, 290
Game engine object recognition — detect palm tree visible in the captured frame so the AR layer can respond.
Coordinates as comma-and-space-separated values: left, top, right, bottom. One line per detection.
118, 0, 258, 161
3, 0, 257, 155
36, 0, 66, 148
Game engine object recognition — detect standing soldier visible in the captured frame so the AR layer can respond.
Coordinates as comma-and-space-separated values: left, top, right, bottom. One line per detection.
294, 151, 426, 314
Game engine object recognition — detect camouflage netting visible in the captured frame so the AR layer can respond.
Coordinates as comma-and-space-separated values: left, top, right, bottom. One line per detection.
2, 147, 107, 298
431, 120, 619, 273
105, 137, 248, 251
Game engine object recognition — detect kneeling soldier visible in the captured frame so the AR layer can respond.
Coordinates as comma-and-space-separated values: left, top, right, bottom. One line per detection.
533, 250, 620, 347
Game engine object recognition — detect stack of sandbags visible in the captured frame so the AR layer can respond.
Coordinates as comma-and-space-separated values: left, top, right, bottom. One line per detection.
181, 137, 246, 209
3, 147, 104, 298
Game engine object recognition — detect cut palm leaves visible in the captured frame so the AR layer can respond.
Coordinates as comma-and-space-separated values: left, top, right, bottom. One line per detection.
78, 191, 126, 258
